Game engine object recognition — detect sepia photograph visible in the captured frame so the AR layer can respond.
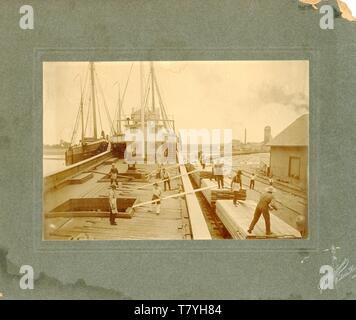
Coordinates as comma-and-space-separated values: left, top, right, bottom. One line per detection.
43, 60, 309, 241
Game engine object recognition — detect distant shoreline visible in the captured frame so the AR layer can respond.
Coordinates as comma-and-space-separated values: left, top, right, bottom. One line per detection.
43, 147, 66, 156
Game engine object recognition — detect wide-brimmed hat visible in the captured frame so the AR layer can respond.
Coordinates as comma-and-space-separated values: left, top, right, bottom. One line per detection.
266, 186, 275, 193
153, 183, 159, 187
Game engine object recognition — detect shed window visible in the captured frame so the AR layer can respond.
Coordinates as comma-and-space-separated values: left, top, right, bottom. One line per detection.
289, 156, 300, 179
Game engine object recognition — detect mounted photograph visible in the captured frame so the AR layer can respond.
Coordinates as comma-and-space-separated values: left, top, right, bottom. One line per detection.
43, 60, 309, 240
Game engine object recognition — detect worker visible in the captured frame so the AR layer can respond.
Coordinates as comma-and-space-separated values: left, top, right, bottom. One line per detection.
250, 173, 255, 190
108, 184, 119, 225
248, 186, 278, 236
150, 183, 162, 215
109, 163, 119, 186
215, 161, 224, 189
156, 164, 163, 179
231, 170, 242, 206
162, 168, 171, 191
199, 152, 206, 169
269, 175, 273, 186
210, 159, 215, 181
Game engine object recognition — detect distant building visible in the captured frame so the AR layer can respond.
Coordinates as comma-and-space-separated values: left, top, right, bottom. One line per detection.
268, 115, 308, 189
264, 126, 272, 144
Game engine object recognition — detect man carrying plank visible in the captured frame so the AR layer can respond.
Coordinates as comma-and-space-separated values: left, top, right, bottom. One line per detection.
248, 186, 278, 236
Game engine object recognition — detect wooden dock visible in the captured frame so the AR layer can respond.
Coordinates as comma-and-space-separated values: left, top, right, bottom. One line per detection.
44, 159, 192, 240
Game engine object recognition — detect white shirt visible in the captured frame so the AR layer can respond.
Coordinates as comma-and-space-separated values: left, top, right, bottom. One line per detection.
153, 187, 162, 198
109, 189, 118, 212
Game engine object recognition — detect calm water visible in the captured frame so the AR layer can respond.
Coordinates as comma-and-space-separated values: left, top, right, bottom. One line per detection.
43, 154, 66, 176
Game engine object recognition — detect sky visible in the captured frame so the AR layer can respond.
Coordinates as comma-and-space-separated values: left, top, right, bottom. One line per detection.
43, 60, 309, 145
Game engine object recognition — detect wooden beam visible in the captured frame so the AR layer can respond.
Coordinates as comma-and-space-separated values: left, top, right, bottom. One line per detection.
132, 184, 216, 209
178, 153, 212, 240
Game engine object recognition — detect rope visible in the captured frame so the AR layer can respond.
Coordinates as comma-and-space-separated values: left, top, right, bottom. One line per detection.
153, 72, 172, 130
69, 104, 81, 145
69, 65, 90, 145
115, 62, 134, 122
142, 73, 151, 113
95, 84, 104, 134
84, 96, 91, 137
94, 69, 115, 135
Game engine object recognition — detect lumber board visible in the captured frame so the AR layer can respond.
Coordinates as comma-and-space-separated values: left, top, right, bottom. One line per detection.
45, 210, 134, 219
216, 200, 301, 239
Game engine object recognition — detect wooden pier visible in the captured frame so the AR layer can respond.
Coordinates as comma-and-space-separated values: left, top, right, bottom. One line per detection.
43, 152, 214, 240
186, 162, 301, 240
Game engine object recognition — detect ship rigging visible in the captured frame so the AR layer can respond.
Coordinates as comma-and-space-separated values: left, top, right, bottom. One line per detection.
65, 62, 113, 165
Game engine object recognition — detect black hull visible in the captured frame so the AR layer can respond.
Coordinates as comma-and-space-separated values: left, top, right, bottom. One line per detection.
111, 142, 126, 159
65, 140, 109, 165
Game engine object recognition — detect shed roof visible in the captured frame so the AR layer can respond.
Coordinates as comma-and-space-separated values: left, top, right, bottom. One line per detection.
268, 114, 308, 147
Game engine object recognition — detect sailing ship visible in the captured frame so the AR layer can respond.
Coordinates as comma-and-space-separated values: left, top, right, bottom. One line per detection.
65, 62, 109, 165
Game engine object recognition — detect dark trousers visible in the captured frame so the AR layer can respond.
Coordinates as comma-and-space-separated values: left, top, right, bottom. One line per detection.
250, 180, 255, 189
216, 175, 224, 188
248, 206, 271, 234
110, 211, 116, 225
110, 178, 118, 185
164, 179, 171, 191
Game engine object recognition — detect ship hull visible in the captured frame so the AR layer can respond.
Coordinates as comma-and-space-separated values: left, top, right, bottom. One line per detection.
65, 139, 109, 165
111, 142, 126, 159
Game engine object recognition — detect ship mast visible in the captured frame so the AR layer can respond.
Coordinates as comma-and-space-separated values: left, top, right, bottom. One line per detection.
150, 62, 155, 112
140, 62, 145, 133
117, 84, 122, 134
90, 62, 98, 139
80, 91, 84, 144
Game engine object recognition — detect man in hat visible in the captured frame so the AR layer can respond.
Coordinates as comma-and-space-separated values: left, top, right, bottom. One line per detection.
150, 183, 162, 215
109, 163, 119, 186
231, 170, 243, 206
214, 160, 224, 189
162, 168, 171, 191
248, 186, 278, 235
108, 184, 119, 225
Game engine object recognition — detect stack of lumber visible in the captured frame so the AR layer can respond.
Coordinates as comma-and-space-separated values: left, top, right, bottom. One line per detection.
186, 163, 213, 187
216, 200, 301, 239
200, 178, 246, 209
